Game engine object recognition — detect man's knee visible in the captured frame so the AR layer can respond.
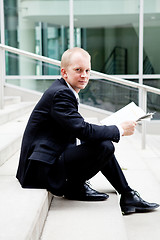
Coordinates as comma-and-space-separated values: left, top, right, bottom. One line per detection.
98, 140, 115, 156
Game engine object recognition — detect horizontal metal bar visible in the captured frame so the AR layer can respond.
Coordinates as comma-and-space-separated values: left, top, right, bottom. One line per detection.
6, 75, 131, 80
5, 75, 109, 80
91, 70, 160, 95
0, 44, 61, 66
1, 44, 160, 96
109, 74, 160, 79
5, 75, 61, 80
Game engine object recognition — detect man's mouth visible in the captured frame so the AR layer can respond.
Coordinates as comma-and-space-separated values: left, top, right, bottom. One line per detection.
79, 80, 87, 84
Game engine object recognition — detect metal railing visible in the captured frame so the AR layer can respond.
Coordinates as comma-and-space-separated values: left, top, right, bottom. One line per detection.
1, 43, 160, 148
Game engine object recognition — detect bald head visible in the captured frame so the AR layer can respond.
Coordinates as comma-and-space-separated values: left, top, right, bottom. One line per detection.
60, 47, 91, 93
61, 47, 91, 69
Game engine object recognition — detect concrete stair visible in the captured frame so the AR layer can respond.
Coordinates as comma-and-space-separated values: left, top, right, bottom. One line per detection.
40, 115, 126, 240
0, 101, 36, 166
0, 175, 52, 240
0, 100, 35, 125
40, 129, 160, 240
4, 96, 21, 106
114, 131, 160, 240
0, 98, 52, 240
40, 174, 128, 240
0, 100, 160, 240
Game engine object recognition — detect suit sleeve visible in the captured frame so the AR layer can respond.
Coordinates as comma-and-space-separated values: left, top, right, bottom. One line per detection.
51, 88, 120, 143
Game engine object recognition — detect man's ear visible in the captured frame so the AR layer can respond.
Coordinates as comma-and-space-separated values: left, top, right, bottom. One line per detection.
61, 68, 67, 79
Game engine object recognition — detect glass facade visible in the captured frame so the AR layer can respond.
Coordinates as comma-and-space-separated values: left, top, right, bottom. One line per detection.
1, 0, 160, 115
144, 0, 160, 76
73, 0, 139, 75
79, 78, 139, 112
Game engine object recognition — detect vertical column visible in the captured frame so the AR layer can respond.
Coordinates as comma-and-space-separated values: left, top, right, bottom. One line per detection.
138, 0, 144, 108
18, 0, 36, 89
141, 89, 147, 149
0, 0, 5, 44
0, 48, 5, 109
139, 0, 147, 149
0, 0, 5, 109
69, 0, 74, 48
5, 0, 18, 75
61, 25, 65, 54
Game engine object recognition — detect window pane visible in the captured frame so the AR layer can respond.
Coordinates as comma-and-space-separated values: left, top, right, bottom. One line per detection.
4, 0, 69, 75
5, 52, 60, 91
144, 0, 160, 74
79, 78, 138, 112
144, 78, 160, 119
74, 0, 139, 74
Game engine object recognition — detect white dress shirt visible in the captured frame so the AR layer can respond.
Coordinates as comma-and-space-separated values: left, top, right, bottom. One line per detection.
66, 82, 80, 104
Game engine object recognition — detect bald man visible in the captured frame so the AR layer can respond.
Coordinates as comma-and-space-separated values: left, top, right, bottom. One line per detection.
16, 47, 159, 215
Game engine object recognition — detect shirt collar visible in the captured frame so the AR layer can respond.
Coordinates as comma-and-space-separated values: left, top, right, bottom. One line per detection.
66, 82, 80, 104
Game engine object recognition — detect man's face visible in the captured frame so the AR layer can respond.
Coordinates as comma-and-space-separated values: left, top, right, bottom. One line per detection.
61, 53, 91, 93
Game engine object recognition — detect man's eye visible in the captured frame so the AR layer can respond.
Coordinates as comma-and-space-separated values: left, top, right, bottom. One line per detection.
76, 68, 81, 72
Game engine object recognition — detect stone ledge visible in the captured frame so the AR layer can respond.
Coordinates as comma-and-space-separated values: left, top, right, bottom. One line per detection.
0, 101, 35, 125
0, 176, 52, 240
41, 173, 127, 240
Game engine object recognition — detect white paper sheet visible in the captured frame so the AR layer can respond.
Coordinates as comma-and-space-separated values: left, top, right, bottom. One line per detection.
100, 102, 154, 125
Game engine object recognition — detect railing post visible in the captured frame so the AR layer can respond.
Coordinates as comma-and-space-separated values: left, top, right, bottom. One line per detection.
141, 88, 147, 149
0, 0, 5, 109
69, 0, 74, 48
0, 47, 5, 109
138, 0, 144, 109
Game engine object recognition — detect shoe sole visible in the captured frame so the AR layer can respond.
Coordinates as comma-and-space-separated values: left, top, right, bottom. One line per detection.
64, 195, 109, 201
121, 205, 159, 215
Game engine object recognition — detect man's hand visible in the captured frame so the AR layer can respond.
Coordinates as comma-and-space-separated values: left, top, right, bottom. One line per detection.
120, 121, 137, 136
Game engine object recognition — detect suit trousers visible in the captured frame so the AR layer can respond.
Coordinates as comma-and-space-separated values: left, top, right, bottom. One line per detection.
62, 140, 131, 194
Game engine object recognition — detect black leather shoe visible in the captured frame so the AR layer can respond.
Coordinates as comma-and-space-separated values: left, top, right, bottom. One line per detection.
120, 190, 159, 215
64, 182, 109, 201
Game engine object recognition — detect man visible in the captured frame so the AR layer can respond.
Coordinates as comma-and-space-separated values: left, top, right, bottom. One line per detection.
16, 47, 159, 215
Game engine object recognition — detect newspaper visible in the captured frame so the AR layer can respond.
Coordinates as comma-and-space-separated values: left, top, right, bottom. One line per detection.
100, 102, 155, 126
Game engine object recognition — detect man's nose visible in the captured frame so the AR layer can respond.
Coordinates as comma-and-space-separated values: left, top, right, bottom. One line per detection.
81, 71, 86, 77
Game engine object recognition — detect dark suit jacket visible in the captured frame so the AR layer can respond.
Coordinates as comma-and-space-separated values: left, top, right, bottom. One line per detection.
16, 78, 120, 195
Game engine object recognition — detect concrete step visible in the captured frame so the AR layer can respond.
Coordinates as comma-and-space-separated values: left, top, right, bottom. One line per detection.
0, 98, 52, 240
41, 173, 128, 240
115, 131, 160, 240
4, 96, 21, 106
84, 117, 99, 124
1, 101, 160, 240
0, 101, 35, 125
0, 99, 50, 239
0, 101, 36, 166
123, 170, 160, 240
0, 150, 52, 240
0, 113, 31, 166
41, 130, 160, 240
40, 115, 128, 240
0, 177, 52, 240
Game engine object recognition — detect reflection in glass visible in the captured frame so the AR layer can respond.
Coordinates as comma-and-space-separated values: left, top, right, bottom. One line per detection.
74, 0, 139, 75
6, 77, 56, 93
5, 52, 60, 92
144, 0, 160, 74
5, 0, 69, 76
79, 78, 138, 112
144, 78, 160, 119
